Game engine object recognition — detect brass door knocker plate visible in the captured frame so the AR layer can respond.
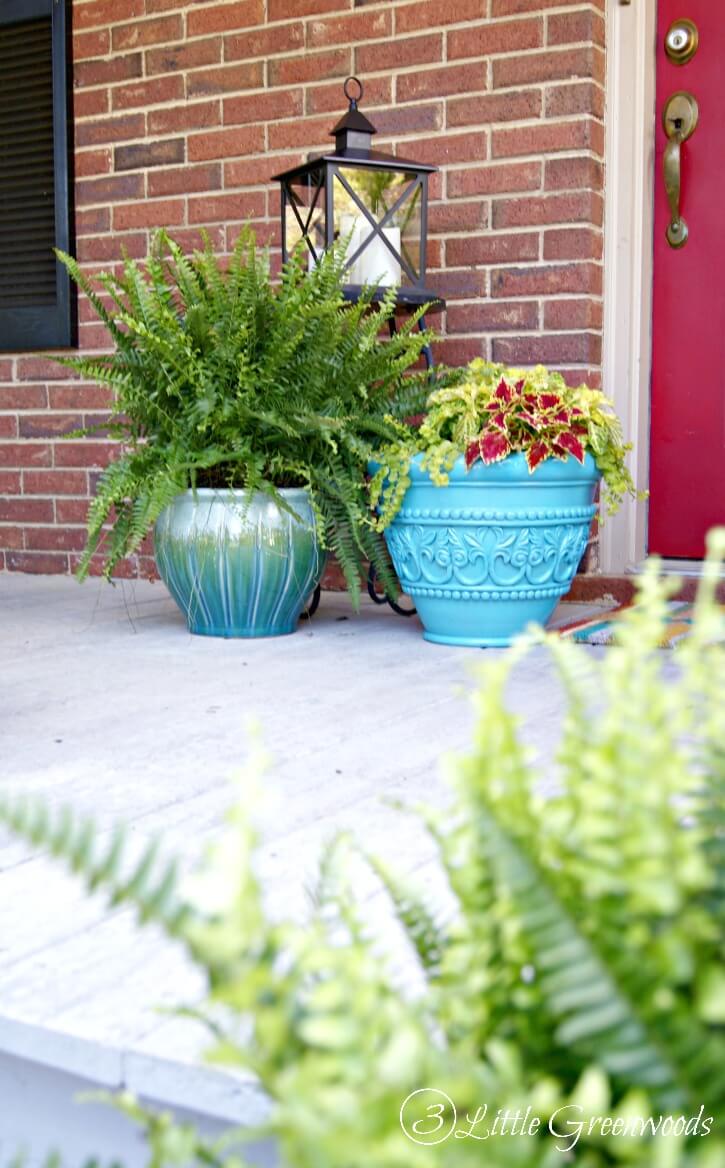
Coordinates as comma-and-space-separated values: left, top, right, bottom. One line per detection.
665, 18, 699, 65
662, 91, 699, 248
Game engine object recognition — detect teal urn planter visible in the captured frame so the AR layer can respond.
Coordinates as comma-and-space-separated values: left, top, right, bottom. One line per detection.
154, 488, 324, 638
382, 452, 601, 647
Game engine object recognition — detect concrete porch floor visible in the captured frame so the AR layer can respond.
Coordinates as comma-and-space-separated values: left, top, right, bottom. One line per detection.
0, 574, 610, 1163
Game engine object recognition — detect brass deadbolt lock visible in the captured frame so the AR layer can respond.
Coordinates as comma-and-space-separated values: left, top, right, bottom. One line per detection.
665, 18, 699, 65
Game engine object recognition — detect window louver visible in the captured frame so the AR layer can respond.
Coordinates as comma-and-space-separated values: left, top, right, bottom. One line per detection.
0, 0, 73, 350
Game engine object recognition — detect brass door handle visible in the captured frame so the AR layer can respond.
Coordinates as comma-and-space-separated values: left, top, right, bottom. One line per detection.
662, 91, 699, 248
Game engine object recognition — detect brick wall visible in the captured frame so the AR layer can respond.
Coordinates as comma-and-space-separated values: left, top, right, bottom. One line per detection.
0, 0, 606, 577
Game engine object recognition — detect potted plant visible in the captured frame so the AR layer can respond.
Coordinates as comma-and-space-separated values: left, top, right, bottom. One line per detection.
55, 230, 432, 637
370, 359, 643, 647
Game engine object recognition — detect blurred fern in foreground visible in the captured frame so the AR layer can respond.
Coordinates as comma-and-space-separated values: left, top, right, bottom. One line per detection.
1, 532, 723, 1167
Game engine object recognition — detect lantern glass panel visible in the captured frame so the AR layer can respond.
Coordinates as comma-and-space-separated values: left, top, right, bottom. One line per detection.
333, 167, 422, 288
285, 171, 326, 267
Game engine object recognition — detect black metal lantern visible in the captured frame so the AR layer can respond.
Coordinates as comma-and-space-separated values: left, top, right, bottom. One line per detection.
272, 77, 442, 309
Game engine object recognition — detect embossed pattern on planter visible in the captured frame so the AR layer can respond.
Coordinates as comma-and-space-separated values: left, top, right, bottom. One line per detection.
386, 517, 592, 593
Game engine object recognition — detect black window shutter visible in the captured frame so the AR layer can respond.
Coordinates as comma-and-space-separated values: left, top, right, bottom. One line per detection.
0, 0, 74, 351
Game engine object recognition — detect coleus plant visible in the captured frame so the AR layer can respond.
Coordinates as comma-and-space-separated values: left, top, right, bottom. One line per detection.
464, 375, 589, 472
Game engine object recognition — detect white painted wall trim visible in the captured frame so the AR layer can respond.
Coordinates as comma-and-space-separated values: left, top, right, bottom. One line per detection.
600, 0, 657, 573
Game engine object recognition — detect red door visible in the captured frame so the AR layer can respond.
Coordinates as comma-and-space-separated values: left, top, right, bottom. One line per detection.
650, 1, 725, 557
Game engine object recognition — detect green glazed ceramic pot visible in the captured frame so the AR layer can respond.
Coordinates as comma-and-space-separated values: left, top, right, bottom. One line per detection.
154, 488, 324, 638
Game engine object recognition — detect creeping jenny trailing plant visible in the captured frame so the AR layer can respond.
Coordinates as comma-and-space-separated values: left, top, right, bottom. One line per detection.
1, 532, 723, 1167
55, 229, 436, 603
370, 358, 643, 531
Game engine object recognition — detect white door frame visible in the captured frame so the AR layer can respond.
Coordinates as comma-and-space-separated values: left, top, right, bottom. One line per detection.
600, 0, 658, 573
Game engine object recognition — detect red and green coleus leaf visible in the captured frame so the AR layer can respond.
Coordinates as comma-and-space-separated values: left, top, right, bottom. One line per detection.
526, 440, 550, 472
466, 429, 511, 467
553, 430, 586, 463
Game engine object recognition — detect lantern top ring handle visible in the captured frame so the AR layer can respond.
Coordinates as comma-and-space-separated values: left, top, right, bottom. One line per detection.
343, 75, 364, 107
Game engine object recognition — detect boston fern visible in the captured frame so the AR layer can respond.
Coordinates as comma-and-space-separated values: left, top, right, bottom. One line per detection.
1, 534, 723, 1167
55, 229, 434, 601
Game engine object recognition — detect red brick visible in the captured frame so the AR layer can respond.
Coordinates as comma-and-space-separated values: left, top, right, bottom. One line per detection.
56, 499, 92, 524
225, 154, 293, 187
0, 417, 17, 438
25, 527, 88, 552
187, 1, 264, 38
160, 227, 226, 253
23, 471, 89, 495
545, 155, 603, 191
75, 148, 113, 178
492, 191, 603, 229
77, 234, 147, 262
432, 337, 486, 366
356, 34, 442, 74
188, 191, 266, 225
18, 414, 81, 439
548, 10, 605, 48
544, 227, 603, 261
0, 385, 47, 410
0, 525, 23, 550
76, 173, 145, 206
113, 199, 186, 231
447, 90, 542, 128
396, 0, 487, 34
398, 64, 482, 103
54, 443, 116, 468
491, 263, 602, 298
149, 101, 221, 135
448, 301, 539, 334
448, 161, 541, 199
225, 23, 304, 61
188, 125, 266, 162
112, 14, 183, 52
6, 551, 69, 574
493, 47, 604, 88
493, 0, 603, 13
115, 139, 185, 171
146, 38, 222, 76
492, 118, 604, 160
75, 54, 143, 88
224, 90, 303, 127
269, 0, 342, 18
75, 114, 146, 149
448, 18, 542, 60
305, 76, 391, 116
0, 497, 53, 523
428, 201, 488, 234
544, 298, 603, 330
0, 442, 52, 468
188, 61, 264, 99
73, 88, 110, 120
48, 385, 113, 410
0, 360, 13, 380
374, 103, 443, 136
149, 163, 222, 198
74, 0, 144, 32
545, 81, 605, 119
430, 270, 488, 300
308, 9, 391, 49
0, 471, 21, 493
409, 132, 488, 167
492, 333, 601, 365
16, 359, 76, 383
73, 28, 110, 60
268, 116, 330, 151
447, 232, 540, 266
112, 75, 184, 112
269, 48, 351, 87
78, 324, 115, 349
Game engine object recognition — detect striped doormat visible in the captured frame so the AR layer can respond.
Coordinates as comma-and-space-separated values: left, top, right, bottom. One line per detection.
559, 601, 702, 647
